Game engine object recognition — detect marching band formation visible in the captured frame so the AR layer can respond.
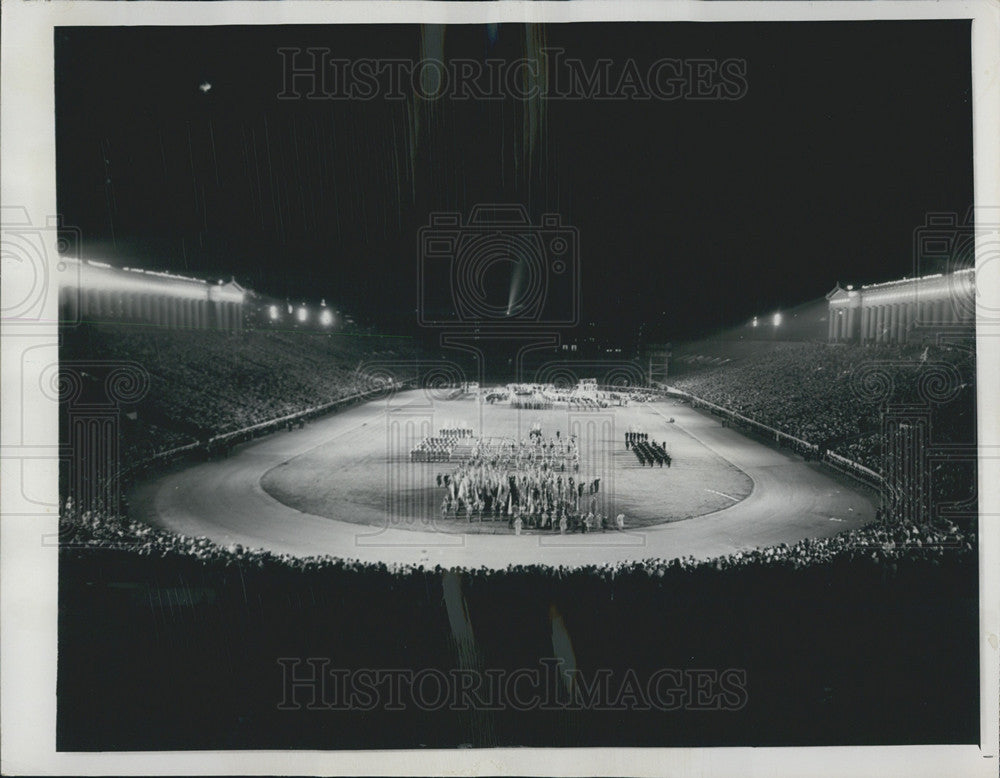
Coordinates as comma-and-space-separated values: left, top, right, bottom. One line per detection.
436, 432, 616, 532
409, 421, 474, 461
409, 437, 457, 462
625, 430, 673, 467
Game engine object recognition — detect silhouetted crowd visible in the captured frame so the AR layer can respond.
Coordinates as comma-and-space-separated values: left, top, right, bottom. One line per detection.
58, 500, 974, 575
671, 342, 975, 476
62, 323, 414, 469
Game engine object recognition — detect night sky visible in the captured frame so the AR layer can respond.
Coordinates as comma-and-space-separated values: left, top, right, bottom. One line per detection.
54, 21, 973, 344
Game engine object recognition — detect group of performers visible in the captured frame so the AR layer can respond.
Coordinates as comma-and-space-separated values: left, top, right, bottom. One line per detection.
438, 423, 474, 438
409, 436, 457, 462
436, 432, 627, 532
419, 419, 673, 532
625, 430, 672, 467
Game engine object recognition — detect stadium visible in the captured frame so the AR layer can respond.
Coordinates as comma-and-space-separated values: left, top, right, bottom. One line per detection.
50, 22, 980, 752
54, 252, 979, 749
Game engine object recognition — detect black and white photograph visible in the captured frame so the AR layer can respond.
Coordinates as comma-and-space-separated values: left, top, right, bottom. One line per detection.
2, 2, 998, 776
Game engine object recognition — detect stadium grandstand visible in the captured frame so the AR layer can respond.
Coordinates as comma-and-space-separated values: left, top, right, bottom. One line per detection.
58, 260, 420, 517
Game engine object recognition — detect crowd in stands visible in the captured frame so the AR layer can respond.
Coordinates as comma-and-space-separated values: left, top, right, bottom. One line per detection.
61, 323, 415, 467
670, 342, 975, 475
58, 502, 976, 752
57, 500, 974, 574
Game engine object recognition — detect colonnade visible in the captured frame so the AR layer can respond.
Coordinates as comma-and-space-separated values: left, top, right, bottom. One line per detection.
58, 261, 246, 333
827, 270, 975, 344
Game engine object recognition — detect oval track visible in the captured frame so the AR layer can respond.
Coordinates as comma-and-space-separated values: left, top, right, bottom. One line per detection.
130, 390, 875, 569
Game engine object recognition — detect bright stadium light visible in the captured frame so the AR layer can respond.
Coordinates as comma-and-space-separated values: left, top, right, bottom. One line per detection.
320, 309, 333, 326
268, 305, 279, 321
752, 317, 758, 327
773, 312, 782, 326
297, 307, 308, 323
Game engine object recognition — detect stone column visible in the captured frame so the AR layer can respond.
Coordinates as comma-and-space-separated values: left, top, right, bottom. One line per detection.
943, 297, 955, 324
960, 294, 975, 324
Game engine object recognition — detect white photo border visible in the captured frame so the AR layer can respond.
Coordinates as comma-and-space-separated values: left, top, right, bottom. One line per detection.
1, 1, 997, 775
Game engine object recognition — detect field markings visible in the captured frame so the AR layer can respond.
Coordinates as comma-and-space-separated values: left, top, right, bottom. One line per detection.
705, 488, 740, 502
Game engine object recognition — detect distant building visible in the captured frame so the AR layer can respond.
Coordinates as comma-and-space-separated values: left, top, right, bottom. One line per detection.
826, 269, 975, 344
60, 259, 247, 332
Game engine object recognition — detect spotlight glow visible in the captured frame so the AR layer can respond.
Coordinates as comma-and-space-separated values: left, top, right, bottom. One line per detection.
297, 307, 308, 323
320, 309, 333, 326
268, 305, 279, 320
773, 312, 782, 326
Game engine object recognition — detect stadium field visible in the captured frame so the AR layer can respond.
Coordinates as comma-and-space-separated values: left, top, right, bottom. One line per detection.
130, 389, 875, 568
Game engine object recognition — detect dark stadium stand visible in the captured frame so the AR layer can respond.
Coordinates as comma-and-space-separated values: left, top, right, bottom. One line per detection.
671, 341, 975, 474
62, 322, 417, 461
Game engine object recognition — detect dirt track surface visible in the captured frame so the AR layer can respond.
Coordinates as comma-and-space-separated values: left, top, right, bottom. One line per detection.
130, 391, 875, 569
